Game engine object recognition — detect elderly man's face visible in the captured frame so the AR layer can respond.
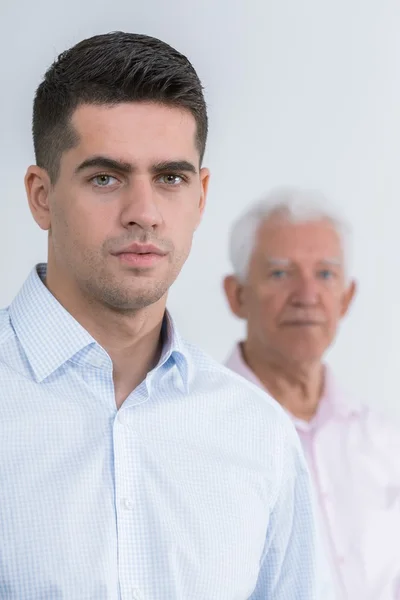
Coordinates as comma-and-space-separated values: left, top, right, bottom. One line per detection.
226, 216, 356, 365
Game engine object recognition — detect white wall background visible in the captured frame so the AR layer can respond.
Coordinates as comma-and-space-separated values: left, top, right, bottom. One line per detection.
1, 0, 400, 417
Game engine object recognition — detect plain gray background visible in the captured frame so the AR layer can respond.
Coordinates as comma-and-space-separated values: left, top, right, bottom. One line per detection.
1, 0, 399, 417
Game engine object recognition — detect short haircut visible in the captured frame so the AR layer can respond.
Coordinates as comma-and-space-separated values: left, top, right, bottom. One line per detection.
32, 31, 208, 182
228, 187, 352, 281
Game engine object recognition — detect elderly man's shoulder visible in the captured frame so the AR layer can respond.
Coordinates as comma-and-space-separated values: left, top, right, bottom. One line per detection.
328, 370, 400, 445
344, 388, 400, 476
359, 401, 400, 447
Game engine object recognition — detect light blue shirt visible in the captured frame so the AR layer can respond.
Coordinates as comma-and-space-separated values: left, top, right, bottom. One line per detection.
0, 265, 317, 599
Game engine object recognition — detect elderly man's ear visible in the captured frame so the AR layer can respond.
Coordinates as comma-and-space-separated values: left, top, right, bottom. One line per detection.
223, 275, 247, 319
340, 280, 357, 318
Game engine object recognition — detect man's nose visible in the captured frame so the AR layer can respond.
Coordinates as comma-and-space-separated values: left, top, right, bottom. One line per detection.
120, 179, 163, 230
291, 276, 319, 305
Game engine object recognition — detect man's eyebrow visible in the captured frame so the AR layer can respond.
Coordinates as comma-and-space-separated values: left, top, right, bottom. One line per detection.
266, 258, 291, 266
74, 157, 198, 176
265, 258, 342, 265
74, 156, 133, 175
319, 258, 342, 266
150, 161, 198, 175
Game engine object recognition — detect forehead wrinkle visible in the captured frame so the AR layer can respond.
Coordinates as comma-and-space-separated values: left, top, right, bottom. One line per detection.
262, 257, 344, 268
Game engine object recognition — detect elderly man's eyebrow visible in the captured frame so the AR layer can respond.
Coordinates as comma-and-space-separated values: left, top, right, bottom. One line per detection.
266, 258, 291, 266
319, 258, 342, 266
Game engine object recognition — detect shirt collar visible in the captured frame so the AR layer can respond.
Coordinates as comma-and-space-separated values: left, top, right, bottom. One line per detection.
318, 366, 362, 420
10, 264, 192, 390
149, 310, 193, 394
225, 342, 263, 388
225, 342, 362, 426
10, 264, 96, 382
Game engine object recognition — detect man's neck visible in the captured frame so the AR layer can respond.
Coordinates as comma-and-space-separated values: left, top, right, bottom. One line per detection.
242, 341, 324, 422
45, 271, 166, 409
88, 305, 165, 409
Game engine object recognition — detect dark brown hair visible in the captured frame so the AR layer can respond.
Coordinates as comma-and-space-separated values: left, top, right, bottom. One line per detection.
32, 31, 208, 182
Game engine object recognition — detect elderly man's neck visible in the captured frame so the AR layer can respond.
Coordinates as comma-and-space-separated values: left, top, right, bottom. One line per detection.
242, 341, 324, 422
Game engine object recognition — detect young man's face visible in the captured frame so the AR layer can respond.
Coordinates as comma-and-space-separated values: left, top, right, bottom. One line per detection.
26, 102, 209, 311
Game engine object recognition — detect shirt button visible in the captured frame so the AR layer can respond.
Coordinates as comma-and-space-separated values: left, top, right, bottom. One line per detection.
91, 356, 105, 368
122, 498, 134, 510
131, 588, 143, 599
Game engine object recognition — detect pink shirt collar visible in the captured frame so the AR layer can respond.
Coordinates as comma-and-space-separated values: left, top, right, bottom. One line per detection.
225, 342, 362, 431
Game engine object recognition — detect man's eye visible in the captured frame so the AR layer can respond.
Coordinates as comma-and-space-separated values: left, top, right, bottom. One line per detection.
318, 270, 334, 280
158, 174, 184, 185
270, 270, 287, 279
91, 174, 118, 187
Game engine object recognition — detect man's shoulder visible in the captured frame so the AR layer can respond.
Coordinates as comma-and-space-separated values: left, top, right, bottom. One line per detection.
182, 340, 304, 487
359, 402, 400, 443
342, 396, 400, 477
185, 339, 275, 397
327, 371, 400, 441
183, 339, 297, 431
365, 408, 400, 483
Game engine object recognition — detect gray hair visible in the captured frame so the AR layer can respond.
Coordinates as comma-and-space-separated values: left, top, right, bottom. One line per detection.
228, 187, 352, 282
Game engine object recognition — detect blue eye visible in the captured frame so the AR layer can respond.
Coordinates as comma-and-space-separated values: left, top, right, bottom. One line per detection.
318, 270, 334, 280
91, 174, 118, 187
270, 270, 287, 279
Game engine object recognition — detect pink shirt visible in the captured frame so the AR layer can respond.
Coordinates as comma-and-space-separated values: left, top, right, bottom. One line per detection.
226, 343, 400, 600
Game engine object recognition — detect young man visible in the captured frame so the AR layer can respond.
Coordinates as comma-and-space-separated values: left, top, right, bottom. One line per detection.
224, 187, 400, 600
0, 33, 317, 598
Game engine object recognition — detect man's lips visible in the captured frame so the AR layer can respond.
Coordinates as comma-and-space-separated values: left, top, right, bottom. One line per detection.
113, 243, 167, 268
280, 320, 324, 326
114, 242, 166, 256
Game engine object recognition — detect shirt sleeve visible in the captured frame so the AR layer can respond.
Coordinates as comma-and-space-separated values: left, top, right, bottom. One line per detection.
249, 423, 318, 599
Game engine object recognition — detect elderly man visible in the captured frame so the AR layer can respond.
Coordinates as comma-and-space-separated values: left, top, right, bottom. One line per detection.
224, 187, 400, 600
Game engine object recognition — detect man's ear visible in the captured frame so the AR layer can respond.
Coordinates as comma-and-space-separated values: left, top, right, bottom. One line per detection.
340, 279, 357, 318
193, 167, 210, 231
25, 165, 52, 231
223, 275, 247, 319
198, 167, 209, 215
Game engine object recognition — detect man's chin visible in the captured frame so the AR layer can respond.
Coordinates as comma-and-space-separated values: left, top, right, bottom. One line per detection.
91, 282, 168, 312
